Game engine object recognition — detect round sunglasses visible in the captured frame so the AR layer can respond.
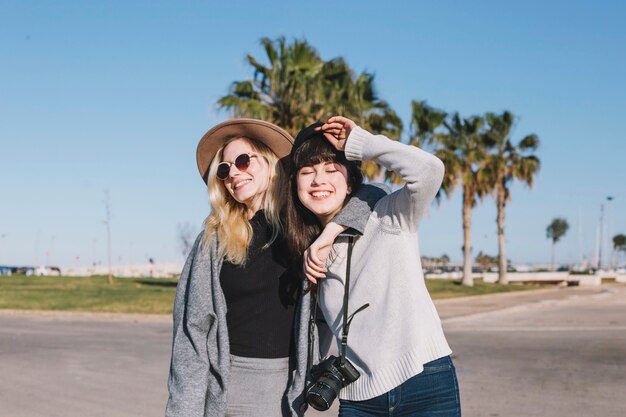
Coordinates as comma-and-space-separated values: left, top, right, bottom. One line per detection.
216, 153, 258, 180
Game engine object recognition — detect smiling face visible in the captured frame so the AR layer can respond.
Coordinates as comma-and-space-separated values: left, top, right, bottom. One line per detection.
220, 138, 270, 214
296, 161, 350, 225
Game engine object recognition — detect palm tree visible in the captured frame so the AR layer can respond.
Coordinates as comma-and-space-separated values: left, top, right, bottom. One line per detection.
218, 37, 402, 180
546, 218, 569, 270
483, 111, 540, 284
218, 37, 324, 135
409, 100, 447, 148
408, 101, 489, 284
408, 99, 447, 194
613, 234, 626, 251
613, 234, 626, 266
475, 251, 497, 271
436, 113, 490, 286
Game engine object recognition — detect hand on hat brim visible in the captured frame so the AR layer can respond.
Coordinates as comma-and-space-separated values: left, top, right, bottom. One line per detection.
314, 116, 356, 152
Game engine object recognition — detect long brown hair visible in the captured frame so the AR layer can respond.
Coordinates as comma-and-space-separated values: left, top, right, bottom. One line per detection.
285, 134, 363, 260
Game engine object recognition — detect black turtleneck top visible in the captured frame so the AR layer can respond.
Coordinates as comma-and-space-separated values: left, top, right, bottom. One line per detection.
219, 211, 299, 358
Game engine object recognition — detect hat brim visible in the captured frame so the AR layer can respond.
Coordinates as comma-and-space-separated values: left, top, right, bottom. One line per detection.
196, 119, 294, 183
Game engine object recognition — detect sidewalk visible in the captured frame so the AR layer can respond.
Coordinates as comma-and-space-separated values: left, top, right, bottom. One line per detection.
434, 285, 613, 321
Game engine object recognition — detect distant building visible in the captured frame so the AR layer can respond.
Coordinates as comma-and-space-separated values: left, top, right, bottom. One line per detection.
1, 265, 62, 276
62, 262, 182, 278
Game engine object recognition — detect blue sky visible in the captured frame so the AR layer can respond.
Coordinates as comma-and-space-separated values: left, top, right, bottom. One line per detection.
1, 0, 625, 267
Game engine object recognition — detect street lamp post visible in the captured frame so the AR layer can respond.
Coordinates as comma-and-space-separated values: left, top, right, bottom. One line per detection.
103, 189, 113, 284
598, 196, 614, 271
606, 196, 614, 269
598, 204, 604, 270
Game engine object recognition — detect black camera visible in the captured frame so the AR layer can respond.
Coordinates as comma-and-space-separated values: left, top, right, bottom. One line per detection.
306, 355, 360, 411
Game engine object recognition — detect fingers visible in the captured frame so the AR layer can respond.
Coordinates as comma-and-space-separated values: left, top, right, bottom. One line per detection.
303, 247, 327, 284
327, 116, 351, 125
304, 250, 327, 273
319, 122, 345, 134
308, 248, 326, 270
319, 117, 354, 146
323, 133, 343, 149
319, 121, 347, 151
315, 122, 343, 132
315, 117, 356, 132
327, 116, 356, 129
304, 260, 326, 284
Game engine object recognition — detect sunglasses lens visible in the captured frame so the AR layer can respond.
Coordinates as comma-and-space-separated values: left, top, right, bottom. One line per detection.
215, 154, 252, 180
234, 153, 251, 170
216, 163, 231, 180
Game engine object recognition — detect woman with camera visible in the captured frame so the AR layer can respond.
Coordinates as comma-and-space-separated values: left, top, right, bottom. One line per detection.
165, 118, 384, 417
285, 116, 461, 416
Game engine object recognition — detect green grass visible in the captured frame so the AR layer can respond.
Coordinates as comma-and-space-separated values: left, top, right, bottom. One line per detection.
0, 275, 544, 314
426, 278, 544, 300
0, 275, 178, 314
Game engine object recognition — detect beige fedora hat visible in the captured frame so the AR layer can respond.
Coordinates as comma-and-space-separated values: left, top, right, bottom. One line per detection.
196, 118, 294, 183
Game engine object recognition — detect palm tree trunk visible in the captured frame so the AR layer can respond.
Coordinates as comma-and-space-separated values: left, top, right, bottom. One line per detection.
551, 242, 556, 271
496, 184, 508, 284
462, 190, 474, 287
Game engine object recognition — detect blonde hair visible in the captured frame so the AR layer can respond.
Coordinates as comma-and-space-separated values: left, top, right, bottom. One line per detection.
202, 136, 285, 265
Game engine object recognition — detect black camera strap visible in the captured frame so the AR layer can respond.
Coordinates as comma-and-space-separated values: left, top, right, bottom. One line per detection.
340, 236, 369, 365
307, 235, 369, 369
308, 284, 319, 374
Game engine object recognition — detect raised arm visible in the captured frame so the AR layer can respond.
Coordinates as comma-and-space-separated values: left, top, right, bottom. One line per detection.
323, 116, 444, 233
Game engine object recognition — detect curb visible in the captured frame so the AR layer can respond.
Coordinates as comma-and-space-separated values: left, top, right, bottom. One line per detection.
440, 287, 613, 323
0, 309, 171, 322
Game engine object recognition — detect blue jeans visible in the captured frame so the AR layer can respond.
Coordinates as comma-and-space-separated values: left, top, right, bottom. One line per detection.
338, 356, 461, 417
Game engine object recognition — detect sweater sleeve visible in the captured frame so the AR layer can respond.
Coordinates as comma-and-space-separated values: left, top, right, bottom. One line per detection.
166, 233, 215, 417
344, 126, 444, 233
331, 183, 389, 234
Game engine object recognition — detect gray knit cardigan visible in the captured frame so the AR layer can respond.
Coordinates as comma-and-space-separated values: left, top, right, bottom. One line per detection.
165, 184, 387, 417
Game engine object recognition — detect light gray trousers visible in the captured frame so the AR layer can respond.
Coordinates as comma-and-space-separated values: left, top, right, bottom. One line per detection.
226, 355, 291, 417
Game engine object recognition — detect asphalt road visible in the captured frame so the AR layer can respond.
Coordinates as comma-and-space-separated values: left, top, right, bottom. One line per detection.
444, 285, 626, 417
1, 285, 624, 417
0, 315, 170, 417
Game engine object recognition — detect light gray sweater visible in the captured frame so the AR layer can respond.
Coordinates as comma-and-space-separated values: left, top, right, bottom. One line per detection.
317, 126, 452, 401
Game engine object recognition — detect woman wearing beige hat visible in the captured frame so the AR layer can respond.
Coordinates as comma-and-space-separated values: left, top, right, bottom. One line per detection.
165, 119, 384, 417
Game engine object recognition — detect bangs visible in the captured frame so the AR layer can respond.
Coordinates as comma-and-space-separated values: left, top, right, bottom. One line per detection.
292, 135, 347, 170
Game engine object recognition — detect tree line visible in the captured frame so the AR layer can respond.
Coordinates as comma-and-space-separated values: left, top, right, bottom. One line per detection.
546, 218, 626, 271
218, 36, 541, 286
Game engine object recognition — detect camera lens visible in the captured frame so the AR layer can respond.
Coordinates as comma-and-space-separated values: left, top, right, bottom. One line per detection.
306, 375, 343, 411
